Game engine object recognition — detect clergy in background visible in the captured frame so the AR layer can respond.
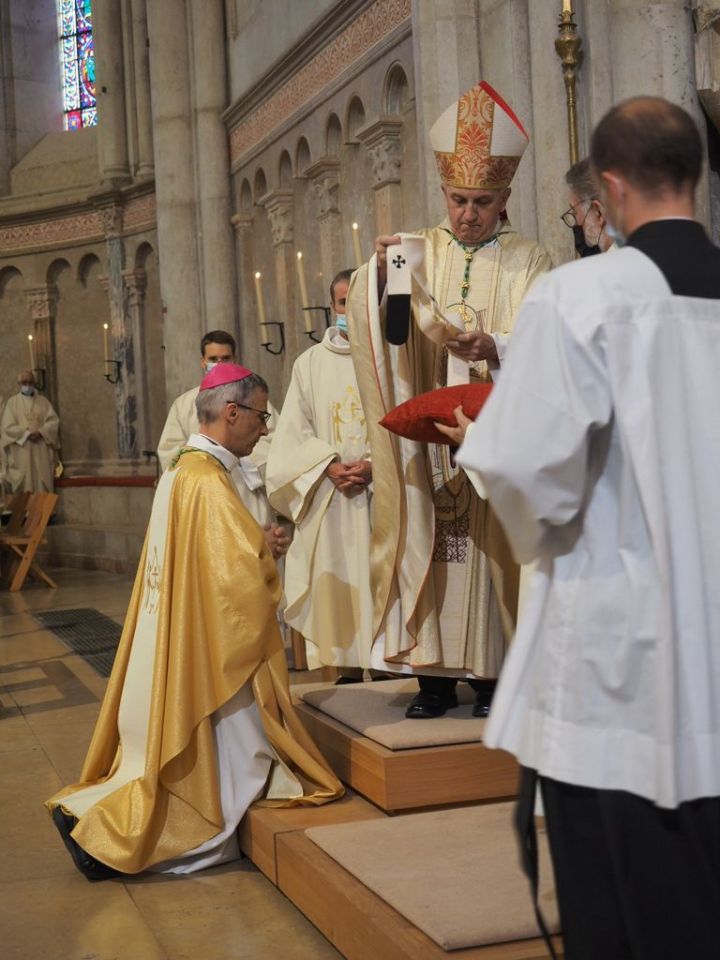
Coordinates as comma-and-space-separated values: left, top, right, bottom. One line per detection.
157, 329, 287, 558
47, 363, 342, 881
347, 81, 551, 718
0, 370, 59, 493
458, 97, 720, 959
266, 270, 374, 677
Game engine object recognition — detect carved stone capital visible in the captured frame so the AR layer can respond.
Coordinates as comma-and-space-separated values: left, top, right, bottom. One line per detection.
305, 157, 341, 218
98, 203, 124, 238
259, 190, 294, 245
123, 269, 147, 307
25, 285, 58, 321
230, 213, 254, 233
357, 117, 403, 188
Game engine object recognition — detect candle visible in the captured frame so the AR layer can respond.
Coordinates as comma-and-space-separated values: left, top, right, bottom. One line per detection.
103, 323, 109, 361
562, 0, 573, 13
254, 271, 269, 340
296, 252, 312, 332
28, 334, 35, 370
352, 222, 363, 266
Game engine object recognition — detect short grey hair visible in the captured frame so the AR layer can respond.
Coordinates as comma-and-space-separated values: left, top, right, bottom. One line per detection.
195, 372, 269, 424
565, 158, 599, 202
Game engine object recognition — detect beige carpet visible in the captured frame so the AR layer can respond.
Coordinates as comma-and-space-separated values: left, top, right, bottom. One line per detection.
306, 803, 560, 951
296, 679, 486, 750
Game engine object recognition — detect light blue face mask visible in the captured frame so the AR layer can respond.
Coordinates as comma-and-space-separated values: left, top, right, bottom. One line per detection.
205, 361, 218, 372
604, 220, 626, 247
20, 385, 36, 396
335, 314, 348, 334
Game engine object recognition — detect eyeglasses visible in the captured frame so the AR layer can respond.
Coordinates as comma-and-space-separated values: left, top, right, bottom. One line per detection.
226, 401, 271, 424
560, 198, 596, 229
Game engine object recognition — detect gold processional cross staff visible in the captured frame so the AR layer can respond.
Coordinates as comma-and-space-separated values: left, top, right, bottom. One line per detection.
555, 0, 584, 167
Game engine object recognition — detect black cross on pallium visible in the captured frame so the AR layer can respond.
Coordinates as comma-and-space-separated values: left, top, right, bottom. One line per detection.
392, 255, 406, 268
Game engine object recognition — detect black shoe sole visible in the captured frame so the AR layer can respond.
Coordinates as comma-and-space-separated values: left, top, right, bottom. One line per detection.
51, 806, 123, 883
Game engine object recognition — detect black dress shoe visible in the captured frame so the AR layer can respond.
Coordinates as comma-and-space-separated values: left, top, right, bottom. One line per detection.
405, 690, 459, 719
51, 806, 123, 883
334, 675, 363, 685
472, 691, 493, 718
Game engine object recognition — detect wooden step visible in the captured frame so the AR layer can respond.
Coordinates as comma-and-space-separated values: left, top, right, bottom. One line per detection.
295, 699, 519, 812
276, 831, 563, 960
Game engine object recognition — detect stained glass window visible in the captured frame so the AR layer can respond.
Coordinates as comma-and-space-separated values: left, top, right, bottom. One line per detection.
57, 1, 97, 130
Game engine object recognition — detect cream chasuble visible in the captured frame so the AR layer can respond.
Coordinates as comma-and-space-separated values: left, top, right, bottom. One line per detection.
348, 224, 550, 676
266, 327, 373, 669
46, 445, 342, 875
0, 392, 59, 492
156, 385, 278, 526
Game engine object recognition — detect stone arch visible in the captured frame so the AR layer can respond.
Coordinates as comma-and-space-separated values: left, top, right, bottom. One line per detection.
0, 264, 23, 296
46, 257, 72, 285
325, 113, 342, 156
134, 241, 155, 271
295, 136, 311, 176
384, 62, 411, 115
239, 178, 253, 215
278, 150, 293, 188
345, 95, 366, 142
253, 167, 268, 202
78, 252, 102, 286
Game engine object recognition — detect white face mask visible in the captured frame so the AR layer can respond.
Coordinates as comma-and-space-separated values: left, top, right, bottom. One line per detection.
205, 361, 218, 372
20, 385, 36, 396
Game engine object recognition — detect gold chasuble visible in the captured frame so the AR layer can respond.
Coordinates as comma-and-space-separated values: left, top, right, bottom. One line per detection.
46, 448, 342, 875
348, 225, 550, 676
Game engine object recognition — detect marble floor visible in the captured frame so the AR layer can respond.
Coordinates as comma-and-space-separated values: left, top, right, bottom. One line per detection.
0, 568, 342, 960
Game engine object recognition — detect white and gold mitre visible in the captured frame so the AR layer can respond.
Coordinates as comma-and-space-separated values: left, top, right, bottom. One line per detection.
430, 81, 529, 190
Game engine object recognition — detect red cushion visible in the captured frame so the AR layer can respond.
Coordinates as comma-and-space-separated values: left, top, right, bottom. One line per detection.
380, 383, 494, 445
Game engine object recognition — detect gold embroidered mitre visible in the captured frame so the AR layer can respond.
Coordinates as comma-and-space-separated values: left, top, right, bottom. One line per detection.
430, 81, 529, 190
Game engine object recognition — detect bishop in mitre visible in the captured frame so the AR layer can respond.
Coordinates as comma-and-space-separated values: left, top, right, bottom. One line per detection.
0, 371, 60, 493
266, 270, 373, 676
347, 81, 551, 718
157, 329, 283, 545
47, 364, 342, 881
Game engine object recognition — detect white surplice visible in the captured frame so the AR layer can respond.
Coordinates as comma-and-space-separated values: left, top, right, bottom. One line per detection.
457, 246, 720, 809
156, 385, 278, 526
0, 392, 59, 492
265, 327, 373, 669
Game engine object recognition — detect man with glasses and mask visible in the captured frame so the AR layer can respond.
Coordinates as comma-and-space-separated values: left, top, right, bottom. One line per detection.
458, 97, 720, 959
157, 329, 288, 559
48, 363, 342, 882
562, 158, 614, 258
0, 370, 59, 493
267, 269, 375, 681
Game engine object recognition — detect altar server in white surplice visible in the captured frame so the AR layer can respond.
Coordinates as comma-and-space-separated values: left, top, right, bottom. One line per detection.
457, 98, 720, 960
0, 371, 59, 492
266, 271, 374, 672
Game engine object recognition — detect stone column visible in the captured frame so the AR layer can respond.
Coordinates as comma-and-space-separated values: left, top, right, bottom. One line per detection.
123, 268, 151, 450
188, 0, 237, 331
358, 118, 404, 235
306, 157, 341, 307
261, 190, 300, 364
231, 214, 261, 371
94, 0, 131, 183
130, 0, 154, 178
25, 286, 59, 407
98, 204, 137, 459
410, 0, 482, 224
607, 0, 710, 225
146, 0, 203, 400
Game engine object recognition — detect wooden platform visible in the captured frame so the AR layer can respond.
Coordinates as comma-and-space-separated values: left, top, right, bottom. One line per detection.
277, 831, 564, 960
295, 699, 519, 811
238, 792, 386, 884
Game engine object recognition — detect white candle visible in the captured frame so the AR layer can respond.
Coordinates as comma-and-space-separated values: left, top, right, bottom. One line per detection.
296, 252, 312, 332
254, 271, 269, 340
103, 323, 109, 360
28, 334, 35, 369
352, 222, 363, 266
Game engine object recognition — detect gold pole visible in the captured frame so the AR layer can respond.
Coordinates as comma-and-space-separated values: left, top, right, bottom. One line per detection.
555, 5, 583, 166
